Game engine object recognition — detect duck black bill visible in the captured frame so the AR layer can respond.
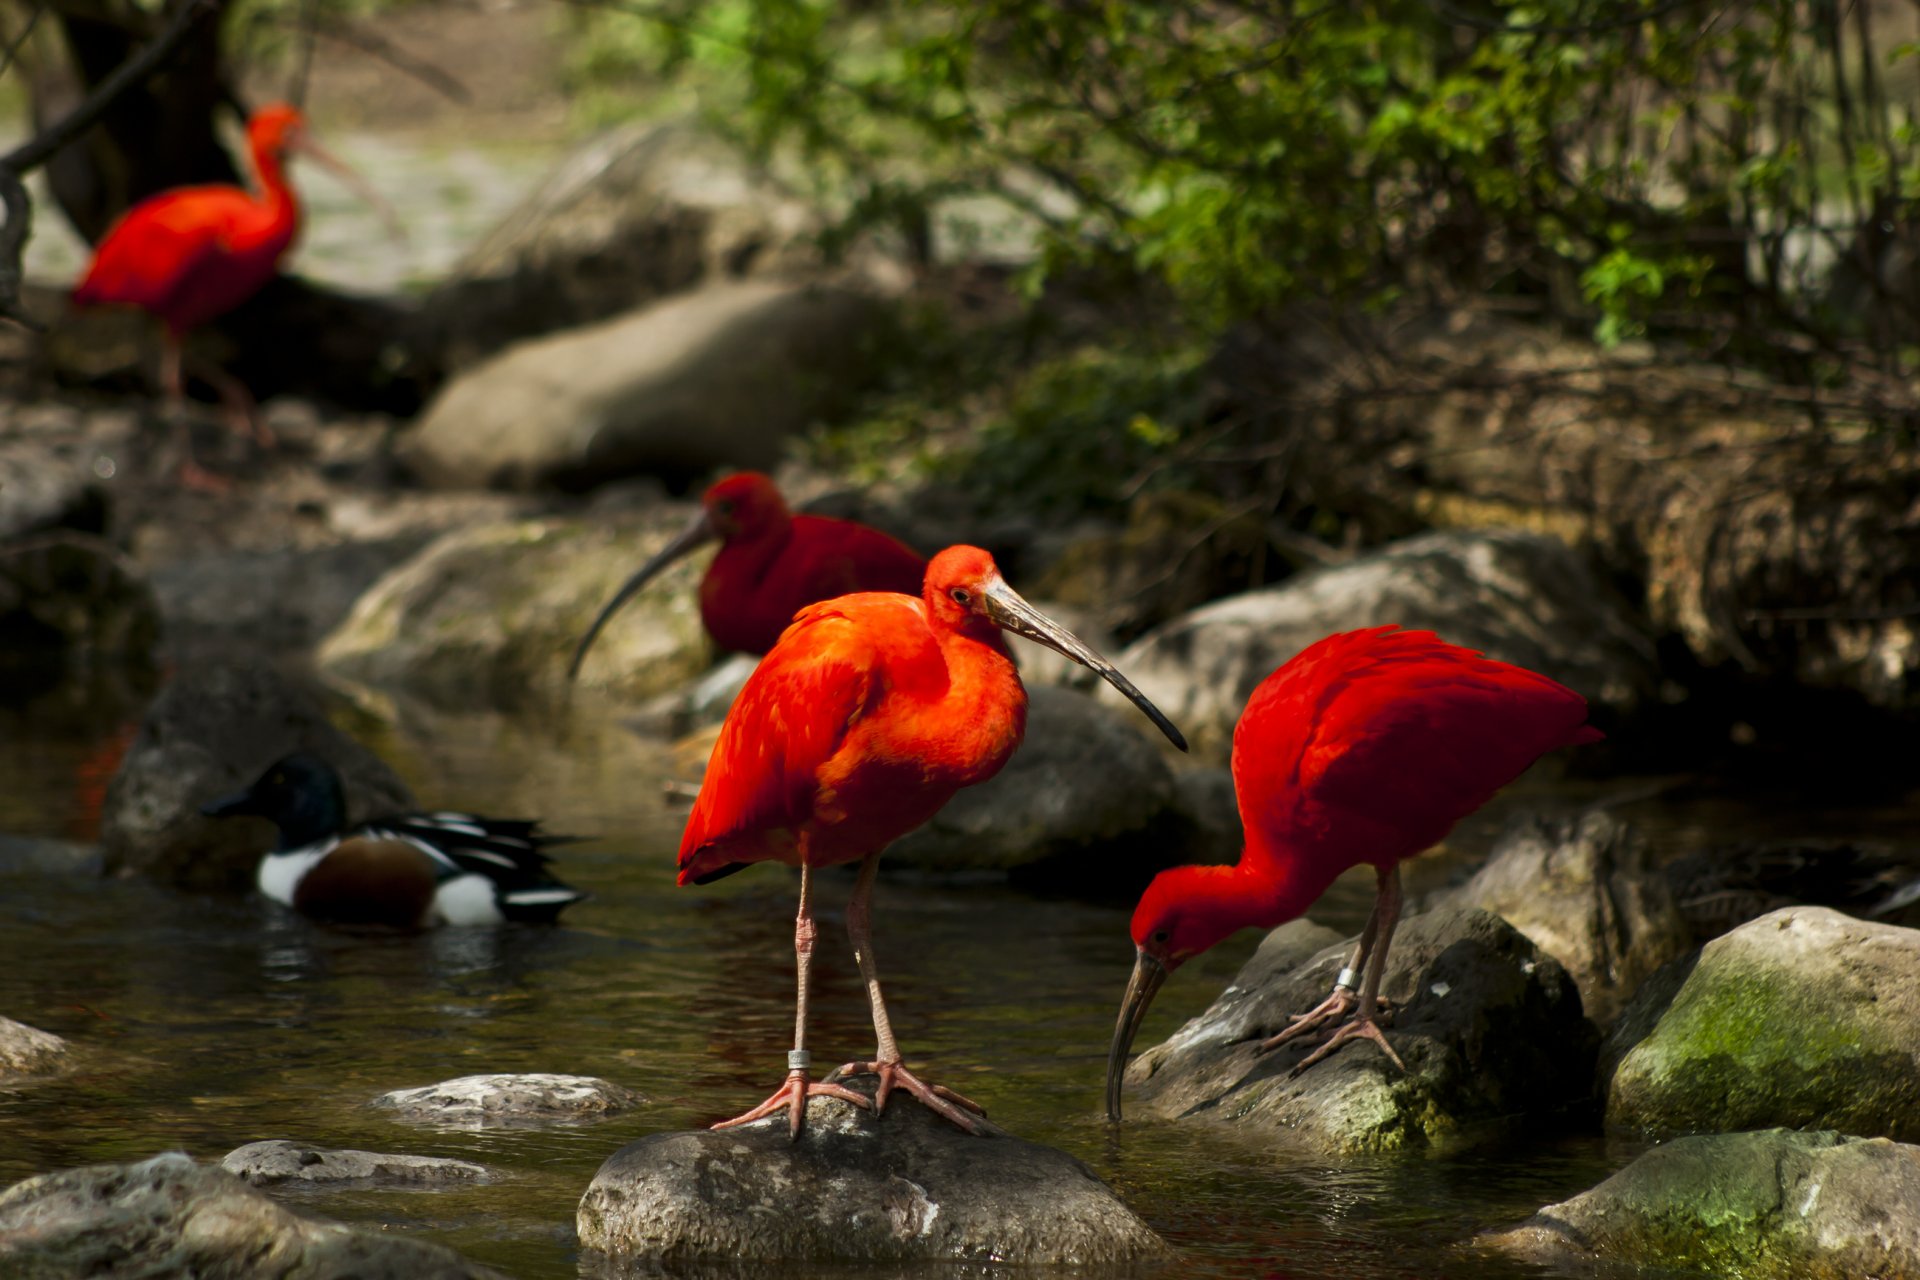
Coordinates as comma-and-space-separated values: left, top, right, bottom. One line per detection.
1106, 947, 1167, 1123
199, 788, 257, 819
981, 580, 1188, 752
567, 510, 717, 680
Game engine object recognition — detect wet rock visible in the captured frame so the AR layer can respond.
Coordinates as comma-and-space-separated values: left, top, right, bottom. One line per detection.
98, 654, 412, 891
1605, 906, 1920, 1142
1124, 907, 1598, 1155
398, 279, 891, 493
1664, 839, 1920, 942
0, 534, 160, 666
577, 1083, 1170, 1267
886, 685, 1189, 889
1428, 811, 1690, 1026
373, 1073, 645, 1128
1486, 1128, 1920, 1279
0, 834, 101, 876
0, 435, 107, 541
0, 1016, 68, 1079
1105, 529, 1658, 759
0, 1152, 502, 1278
221, 1139, 491, 1187
317, 513, 710, 710
422, 120, 897, 368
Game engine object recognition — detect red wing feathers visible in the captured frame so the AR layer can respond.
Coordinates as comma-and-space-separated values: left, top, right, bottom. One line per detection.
74, 191, 247, 313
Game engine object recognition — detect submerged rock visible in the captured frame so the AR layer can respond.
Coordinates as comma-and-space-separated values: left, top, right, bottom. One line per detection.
0, 534, 159, 668
0, 1016, 68, 1079
577, 1083, 1170, 1267
221, 1140, 491, 1188
1429, 811, 1690, 1026
373, 1073, 645, 1128
1123, 907, 1597, 1155
317, 512, 710, 710
1605, 906, 1920, 1142
98, 655, 411, 891
887, 685, 1190, 888
1486, 1128, 1920, 1279
398, 279, 889, 492
1104, 528, 1657, 759
0, 1152, 502, 1278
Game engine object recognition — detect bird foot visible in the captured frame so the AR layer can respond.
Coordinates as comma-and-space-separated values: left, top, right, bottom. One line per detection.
1287, 1014, 1406, 1077
711, 1067, 872, 1140
176, 459, 233, 494
829, 1058, 988, 1135
1254, 989, 1394, 1054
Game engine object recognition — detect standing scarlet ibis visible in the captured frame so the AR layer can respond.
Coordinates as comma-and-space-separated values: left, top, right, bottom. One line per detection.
72, 102, 388, 487
682, 544, 1187, 1137
569, 471, 926, 675
1106, 625, 1601, 1121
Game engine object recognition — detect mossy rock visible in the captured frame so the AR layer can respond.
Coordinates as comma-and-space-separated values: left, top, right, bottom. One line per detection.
1604, 907, 1920, 1141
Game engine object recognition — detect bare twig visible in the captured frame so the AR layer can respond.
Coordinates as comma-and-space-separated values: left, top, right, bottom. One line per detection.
0, 0, 45, 81
0, 166, 36, 327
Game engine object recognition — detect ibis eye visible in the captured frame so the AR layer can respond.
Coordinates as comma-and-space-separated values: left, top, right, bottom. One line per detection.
1151, 929, 1170, 945
715, 500, 735, 517
949, 587, 971, 605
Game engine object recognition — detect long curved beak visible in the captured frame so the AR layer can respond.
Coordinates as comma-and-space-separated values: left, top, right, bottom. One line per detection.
568, 509, 717, 680
982, 579, 1187, 752
1106, 947, 1167, 1123
292, 134, 407, 245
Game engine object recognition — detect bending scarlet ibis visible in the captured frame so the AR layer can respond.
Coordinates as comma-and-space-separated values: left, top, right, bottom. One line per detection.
72, 102, 392, 486
1106, 626, 1601, 1121
569, 472, 925, 674
682, 544, 1187, 1138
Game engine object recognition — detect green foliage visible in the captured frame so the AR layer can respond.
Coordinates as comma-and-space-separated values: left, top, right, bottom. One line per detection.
563, 0, 1920, 371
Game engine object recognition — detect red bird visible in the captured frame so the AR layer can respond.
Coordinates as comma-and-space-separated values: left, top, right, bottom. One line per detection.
73, 103, 379, 486
569, 471, 926, 674
1106, 625, 1601, 1121
681, 544, 1187, 1137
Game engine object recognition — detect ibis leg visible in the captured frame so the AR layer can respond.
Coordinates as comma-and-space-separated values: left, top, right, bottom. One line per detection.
1255, 897, 1394, 1053
1291, 863, 1408, 1075
712, 862, 871, 1139
833, 852, 987, 1134
188, 355, 272, 446
159, 333, 230, 492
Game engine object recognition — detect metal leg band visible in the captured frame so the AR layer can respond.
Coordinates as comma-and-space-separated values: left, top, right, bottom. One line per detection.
1334, 967, 1360, 992
787, 1049, 811, 1072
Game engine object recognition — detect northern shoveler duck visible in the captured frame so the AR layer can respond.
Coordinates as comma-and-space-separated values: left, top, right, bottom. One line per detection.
201, 753, 588, 928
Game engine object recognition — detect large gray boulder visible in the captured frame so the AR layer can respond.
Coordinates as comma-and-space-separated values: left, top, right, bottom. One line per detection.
99, 655, 411, 890
1103, 528, 1657, 759
397, 279, 890, 492
1605, 906, 1920, 1141
0, 1016, 68, 1079
1487, 1129, 1920, 1279
421, 120, 895, 367
887, 685, 1191, 884
577, 1085, 1170, 1267
0, 1153, 503, 1279
317, 512, 710, 709
1429, 811, 1690, 1026
1122, 907, 1597, 1155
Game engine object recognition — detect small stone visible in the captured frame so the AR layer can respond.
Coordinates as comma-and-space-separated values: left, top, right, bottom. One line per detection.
220, 1140, 492, 1187
0, 1016, 69, 1079
577, 1083, 1171, 1266
373, 1073, 645, 1128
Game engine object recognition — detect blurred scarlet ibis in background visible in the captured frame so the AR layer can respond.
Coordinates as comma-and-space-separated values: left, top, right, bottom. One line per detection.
680, 544, 1187, 1137
1106, 625, 1600, 1121
72, 102, 394, 487
569, 471, 926, 675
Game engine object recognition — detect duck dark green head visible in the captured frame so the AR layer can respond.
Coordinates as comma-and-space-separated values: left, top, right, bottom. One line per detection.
200, 753, 348, 851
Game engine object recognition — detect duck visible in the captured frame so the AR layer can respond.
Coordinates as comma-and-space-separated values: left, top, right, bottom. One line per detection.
201, 753, 587, 928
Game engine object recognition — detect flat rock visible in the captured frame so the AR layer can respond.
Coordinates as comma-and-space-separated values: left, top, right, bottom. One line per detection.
0, 435, 107, 542
1429, 811, 1691, 1026
886, 685, 1192, 890
0, 1016, 68, 1079
1605, 906, 1920, 1141
317, 513, 710, 710
1486, 1128, 1920, 1279
373, 1073, 645, 1128
398, 278, 890, 492
577, 1083, 1171, 1266
1124, 907, 1598, 1155
97, 653, 412, 890
1103, 528, 1658, 759
221, 1140, 491, 1187
0, 1152, 503, 1278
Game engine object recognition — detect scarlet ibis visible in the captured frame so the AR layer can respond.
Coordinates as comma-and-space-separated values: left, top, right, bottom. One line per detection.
72, 102, 390, 487
569, 472, 925, 675
681, 544, 1187, 1137
202, 753, 587, 928
1106, 626, 1600, 1121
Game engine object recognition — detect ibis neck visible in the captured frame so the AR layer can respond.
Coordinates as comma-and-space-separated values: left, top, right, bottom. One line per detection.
1185, 856, 1334, 950
927, 621, 1026, 783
